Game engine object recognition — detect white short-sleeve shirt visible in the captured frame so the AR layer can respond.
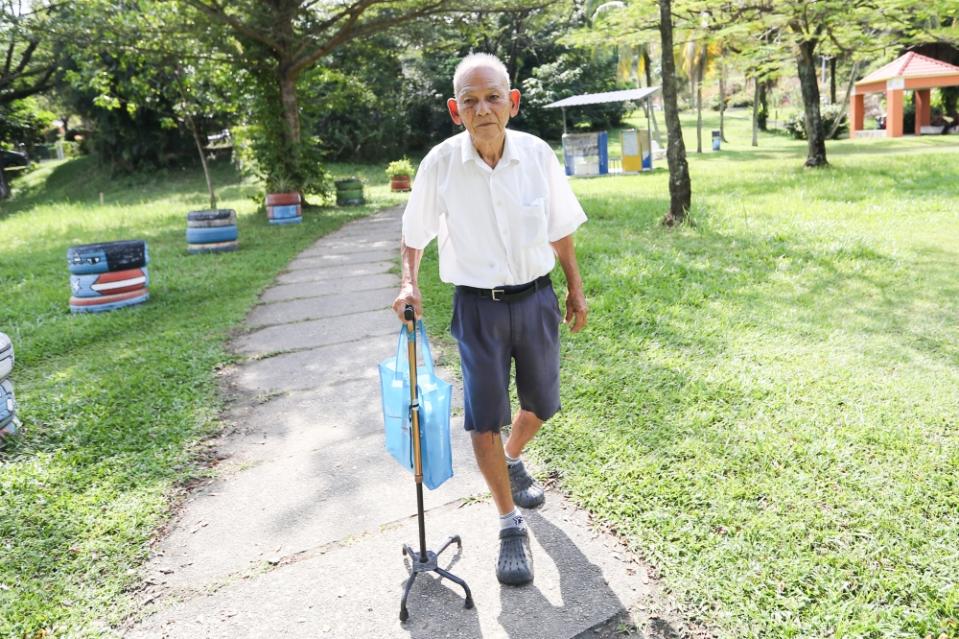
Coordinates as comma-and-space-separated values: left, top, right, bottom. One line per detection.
402, 129, 587, 288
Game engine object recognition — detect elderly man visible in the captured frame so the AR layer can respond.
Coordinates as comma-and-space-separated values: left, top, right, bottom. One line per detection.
392, 53, 587, 586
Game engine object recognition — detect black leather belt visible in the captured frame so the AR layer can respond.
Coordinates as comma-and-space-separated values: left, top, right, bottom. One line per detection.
456, 274, 551, 302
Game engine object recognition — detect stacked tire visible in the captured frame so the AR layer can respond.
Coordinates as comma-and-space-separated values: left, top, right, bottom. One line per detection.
335, 178, 365, 206
0, 332, 18, 445
67, 240, 150, 313
266, 192, 302, 225
187, 209, 238, 253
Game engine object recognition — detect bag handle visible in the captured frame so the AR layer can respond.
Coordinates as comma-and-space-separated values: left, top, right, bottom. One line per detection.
392, 318, 436, 380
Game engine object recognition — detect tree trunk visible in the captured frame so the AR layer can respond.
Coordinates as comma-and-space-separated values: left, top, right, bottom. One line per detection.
830, 57, 837, 104
719, 62, 727, 142
278, 65, 301, 145
643, 48, 662, 143
695, 76, 703, 153
0, 167, 9, 200
796, 39, 828, 167
752, 77, 759, 147
185, 111, 217, 210
757, 79, 769, 131
657, 0, 691, 226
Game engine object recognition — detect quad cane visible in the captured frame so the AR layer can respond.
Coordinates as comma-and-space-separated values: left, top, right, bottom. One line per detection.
399, 304, 474, 622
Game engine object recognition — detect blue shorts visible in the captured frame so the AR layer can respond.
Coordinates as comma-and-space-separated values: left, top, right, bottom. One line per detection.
450, 276, 563, 433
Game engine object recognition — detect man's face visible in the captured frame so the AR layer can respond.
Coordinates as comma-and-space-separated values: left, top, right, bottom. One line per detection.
447, 66, 520, 146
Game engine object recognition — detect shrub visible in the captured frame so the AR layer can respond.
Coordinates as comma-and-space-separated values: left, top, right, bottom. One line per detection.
783, 104, 848, 140
385, 158, 415, 178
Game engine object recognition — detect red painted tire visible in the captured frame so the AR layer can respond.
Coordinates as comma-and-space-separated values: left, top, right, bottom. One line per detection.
71, 267, 149, 298
70, 288, 149, 312
265, 192, 300, 206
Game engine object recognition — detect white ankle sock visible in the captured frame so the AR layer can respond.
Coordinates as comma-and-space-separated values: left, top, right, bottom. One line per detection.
505, 452, 521, 466
500, 508, 526, 531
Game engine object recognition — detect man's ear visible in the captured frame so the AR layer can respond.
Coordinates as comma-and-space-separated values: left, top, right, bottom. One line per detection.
447, 98, 463, 125
509, 89, 521, 117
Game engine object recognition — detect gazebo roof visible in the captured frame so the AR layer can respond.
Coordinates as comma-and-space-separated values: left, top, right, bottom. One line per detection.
544, 87, 659, 109
857, 51, 959, 86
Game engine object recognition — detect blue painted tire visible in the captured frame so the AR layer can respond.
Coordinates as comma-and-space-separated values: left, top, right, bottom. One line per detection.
269, 216, 302, 225
70, 267, 149, 299
186, 225, 238, 243
0, 379, 14, 424
187, 209, 237, 227
0, 332, 11, 382
70, 290, 149, 313
0, 415, 20, 445
67, 240, 149, 274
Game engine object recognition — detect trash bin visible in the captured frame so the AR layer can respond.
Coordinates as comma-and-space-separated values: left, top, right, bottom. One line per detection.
711, 130, 721, 151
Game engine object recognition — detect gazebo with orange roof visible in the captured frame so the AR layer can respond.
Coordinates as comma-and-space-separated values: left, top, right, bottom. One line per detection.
850, 51, 959, 138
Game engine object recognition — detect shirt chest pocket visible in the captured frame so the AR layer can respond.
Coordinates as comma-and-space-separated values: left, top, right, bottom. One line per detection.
519, 198, 548, 248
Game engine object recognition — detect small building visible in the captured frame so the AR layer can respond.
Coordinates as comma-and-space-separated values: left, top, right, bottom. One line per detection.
849, 52, 959, 138
544, 87, 659, 176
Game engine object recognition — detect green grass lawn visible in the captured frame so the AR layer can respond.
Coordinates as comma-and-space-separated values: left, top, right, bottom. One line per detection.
0, 157, 404, 637
417, 110, 959, 638
3, 111, 958, 638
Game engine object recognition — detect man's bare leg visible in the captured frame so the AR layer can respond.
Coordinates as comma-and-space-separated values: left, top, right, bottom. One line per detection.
470, 431, 514, 515
504, 409, 544, 459
472, 430, 534, 585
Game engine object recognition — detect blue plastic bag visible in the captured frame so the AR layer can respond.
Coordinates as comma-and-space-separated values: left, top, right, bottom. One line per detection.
379, 320, 453, 490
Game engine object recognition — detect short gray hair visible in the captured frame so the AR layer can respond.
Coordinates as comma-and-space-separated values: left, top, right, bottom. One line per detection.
453, 53, 510, 97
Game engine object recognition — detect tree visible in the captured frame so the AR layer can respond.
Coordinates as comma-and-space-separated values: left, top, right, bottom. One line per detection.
726, 0, 953, 167
658, 0, 691, 225
180, 0, 545, 194
1, 0, 59, 199
682, 37, 708, 153
0, 0, 58, 107
55, 0, 237, 194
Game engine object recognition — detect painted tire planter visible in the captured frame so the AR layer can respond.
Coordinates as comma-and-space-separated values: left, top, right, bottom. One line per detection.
0, 379, 15, 424
187, 239, 238, 254
187, 209, 237, 228
266, 192, 302, 225
390, 175, 411, 192
0, 379, 14, 421
185, 225, 238, 244
0, 414, 18, 443
0, 332, 12, 382
335, 178, 365, 206
67, 240, 149, 275
0, 378, 18, 445
70, 267, 149, 298
70, 289, 149, 313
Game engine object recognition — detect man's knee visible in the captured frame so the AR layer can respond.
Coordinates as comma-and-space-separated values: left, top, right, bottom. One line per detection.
470, 430, 500, 448
516, 409, 544, 427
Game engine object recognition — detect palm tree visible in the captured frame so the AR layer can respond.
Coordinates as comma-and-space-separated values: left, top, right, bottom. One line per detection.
682, 38, 709, 153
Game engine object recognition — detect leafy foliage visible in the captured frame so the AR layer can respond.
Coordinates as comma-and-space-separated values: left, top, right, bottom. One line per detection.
783, 104, 848, 140
0, 97, 55, 148
519, 49, 627, 139
385, 157, 415, 178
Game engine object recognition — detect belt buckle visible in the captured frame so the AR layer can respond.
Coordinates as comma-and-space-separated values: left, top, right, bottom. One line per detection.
491, 288, 505, 301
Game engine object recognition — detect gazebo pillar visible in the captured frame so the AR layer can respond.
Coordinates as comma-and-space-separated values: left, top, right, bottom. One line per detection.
886, 87, 904, 137
849, 93, 865, 138
914, 89, 932, 134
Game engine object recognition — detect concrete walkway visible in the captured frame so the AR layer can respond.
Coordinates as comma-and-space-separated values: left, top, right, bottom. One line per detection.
123, 206, 696, 639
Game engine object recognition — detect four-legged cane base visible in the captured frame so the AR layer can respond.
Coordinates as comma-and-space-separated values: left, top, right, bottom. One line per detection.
399, 535, 474, 622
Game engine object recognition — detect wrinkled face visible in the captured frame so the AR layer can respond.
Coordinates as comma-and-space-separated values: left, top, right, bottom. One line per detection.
447, 65, 520, 147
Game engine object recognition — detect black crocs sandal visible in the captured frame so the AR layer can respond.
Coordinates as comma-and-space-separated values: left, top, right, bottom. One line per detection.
508, 460, 545, 509
497, 526, 533, 586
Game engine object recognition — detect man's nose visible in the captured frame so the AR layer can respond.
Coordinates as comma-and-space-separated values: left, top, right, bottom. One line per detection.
476, 99, 491, 115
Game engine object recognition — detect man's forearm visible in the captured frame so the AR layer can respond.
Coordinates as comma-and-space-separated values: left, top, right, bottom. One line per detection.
550, 234, 583, 291
400, 238, 424, 287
